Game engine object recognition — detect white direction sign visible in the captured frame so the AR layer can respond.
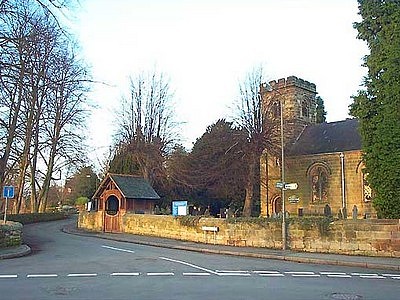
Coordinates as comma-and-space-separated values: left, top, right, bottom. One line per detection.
284, 183, 298, 190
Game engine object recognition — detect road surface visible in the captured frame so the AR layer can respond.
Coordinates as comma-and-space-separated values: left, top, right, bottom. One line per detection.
1, 218, 399, 299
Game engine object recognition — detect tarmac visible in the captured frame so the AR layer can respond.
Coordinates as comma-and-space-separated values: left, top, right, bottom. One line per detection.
2, 222, 400, 272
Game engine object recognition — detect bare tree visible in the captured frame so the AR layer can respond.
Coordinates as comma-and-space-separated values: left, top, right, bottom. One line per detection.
113, 70, 179, 185
0, 0, 90, 213
234, 66, 280, 217
0, 2, 33, 189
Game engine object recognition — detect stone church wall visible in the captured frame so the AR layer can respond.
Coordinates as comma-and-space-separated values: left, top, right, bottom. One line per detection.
261, 149, 375, 218
79, 212, 400, 258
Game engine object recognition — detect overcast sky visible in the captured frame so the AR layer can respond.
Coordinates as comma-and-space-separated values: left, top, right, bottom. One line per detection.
71, 0, 368, 164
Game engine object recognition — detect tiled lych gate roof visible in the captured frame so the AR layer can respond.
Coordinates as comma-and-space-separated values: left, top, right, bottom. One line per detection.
109, 174, 160, 200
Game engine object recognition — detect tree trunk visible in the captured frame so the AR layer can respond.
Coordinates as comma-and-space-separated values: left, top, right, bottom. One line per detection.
0, 59, 25, 187
243, 154, 256, 217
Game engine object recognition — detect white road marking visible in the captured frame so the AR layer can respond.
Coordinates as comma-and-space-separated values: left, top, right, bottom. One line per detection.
0, 275, 18, 278
320, 272, 348, 275
146, 272, 174, 276
359, 275, 386, 279
217, 272, 251, 276
253, 270, 281, 274
111, 272, 140, 276
216, 270, 249, 273
67, 273, 98, 277
183, 272, 211, 276
101, 245, 135, 254
326, 274, 352, 278
216, 270, 251, 276
285, 271, 316, 275
382, 274, 400, 277
351, 272, 378, 276
159, 256, 217, 275
391, 277, 400, 280
320, 272, 352, 278
27, 274, 58, 278
258, 273, 285, 277
291, 274, 321, 277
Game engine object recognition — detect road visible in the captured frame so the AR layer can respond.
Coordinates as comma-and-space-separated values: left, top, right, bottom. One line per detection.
0, 218, 399, 300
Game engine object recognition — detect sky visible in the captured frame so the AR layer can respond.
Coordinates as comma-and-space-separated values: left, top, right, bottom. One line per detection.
69, 0, 368, 165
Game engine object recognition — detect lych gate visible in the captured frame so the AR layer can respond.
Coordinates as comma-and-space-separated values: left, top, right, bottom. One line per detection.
91, 173, 160, 233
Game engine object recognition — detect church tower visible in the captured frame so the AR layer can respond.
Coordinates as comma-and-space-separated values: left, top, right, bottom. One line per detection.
260, 76, 317, 217
260, 76, 317, 147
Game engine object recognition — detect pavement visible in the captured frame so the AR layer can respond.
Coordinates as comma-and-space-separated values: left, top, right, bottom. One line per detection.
2, 222, 400, 272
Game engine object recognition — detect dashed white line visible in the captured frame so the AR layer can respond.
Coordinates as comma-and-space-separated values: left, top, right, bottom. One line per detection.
292, 274, 321, 277
285, 271, 316, 275
101, 245, 135, 254
147, 272, 174, 276
253, 270, 281, 274
351, 272, 378, 276
320, 272, 351, 278
253, 270, 284, 276
0, 275, 18, 279
159, 256, 218, 275
67, 273, 98, 277
217, 272, 251, 277
359, 275, 386, 279
111, 272, 140, 276
183, 272, 211, 276
216, 270, 249, 273
284, 271, 320, 278
320, 272, 348, 275
27, 274, 58, 278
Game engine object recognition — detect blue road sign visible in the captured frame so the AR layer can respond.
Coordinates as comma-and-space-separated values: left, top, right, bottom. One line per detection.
172, 201, 187, 216
3, 186, 15, 198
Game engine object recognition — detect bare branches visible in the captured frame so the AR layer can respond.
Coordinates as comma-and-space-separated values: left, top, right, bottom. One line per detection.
112, 70, 179, 186
233, 65, 281, 216
0, 0, 90, 213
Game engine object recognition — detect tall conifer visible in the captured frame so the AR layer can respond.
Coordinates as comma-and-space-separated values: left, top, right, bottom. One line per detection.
351, 1, 400, 218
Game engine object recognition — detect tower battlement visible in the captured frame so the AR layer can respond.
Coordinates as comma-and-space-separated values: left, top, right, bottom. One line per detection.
268, 76, 316, 93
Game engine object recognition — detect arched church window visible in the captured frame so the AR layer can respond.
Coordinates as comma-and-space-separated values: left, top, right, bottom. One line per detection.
362, 172, 372, 202
302, 100, 309, 119
267, 101, 281, 120
309, 165, 329, 203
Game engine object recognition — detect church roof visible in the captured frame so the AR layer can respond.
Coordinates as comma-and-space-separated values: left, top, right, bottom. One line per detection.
104, 174, 160, 200
287, 118, 361, 156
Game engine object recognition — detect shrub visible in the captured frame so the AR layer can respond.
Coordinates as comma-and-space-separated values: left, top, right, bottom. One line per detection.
4, 212, 67, 224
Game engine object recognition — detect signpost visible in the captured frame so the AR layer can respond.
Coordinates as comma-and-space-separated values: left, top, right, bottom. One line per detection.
276, 182, 298, 190
172, 201, 188, 216
284, 183, 298, 190
2, 186, 15, 223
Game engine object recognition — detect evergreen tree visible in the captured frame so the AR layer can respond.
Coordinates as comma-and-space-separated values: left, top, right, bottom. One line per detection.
315, 96, 327, 123
188, 120, 248, 214
350, 1, 400, 218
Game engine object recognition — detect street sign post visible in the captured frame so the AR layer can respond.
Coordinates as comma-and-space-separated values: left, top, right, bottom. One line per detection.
284, 183, 298, 190
2, 186, 15, 223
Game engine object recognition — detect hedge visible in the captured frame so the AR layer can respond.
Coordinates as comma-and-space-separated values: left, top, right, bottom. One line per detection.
2, 212, 67, 225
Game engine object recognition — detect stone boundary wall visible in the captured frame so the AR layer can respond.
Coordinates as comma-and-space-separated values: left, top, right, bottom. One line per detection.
0, 221, 23, 248
78, 212, 400, 258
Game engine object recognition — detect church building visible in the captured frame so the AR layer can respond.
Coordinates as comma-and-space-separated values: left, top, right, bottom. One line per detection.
260, 76, 375, 219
